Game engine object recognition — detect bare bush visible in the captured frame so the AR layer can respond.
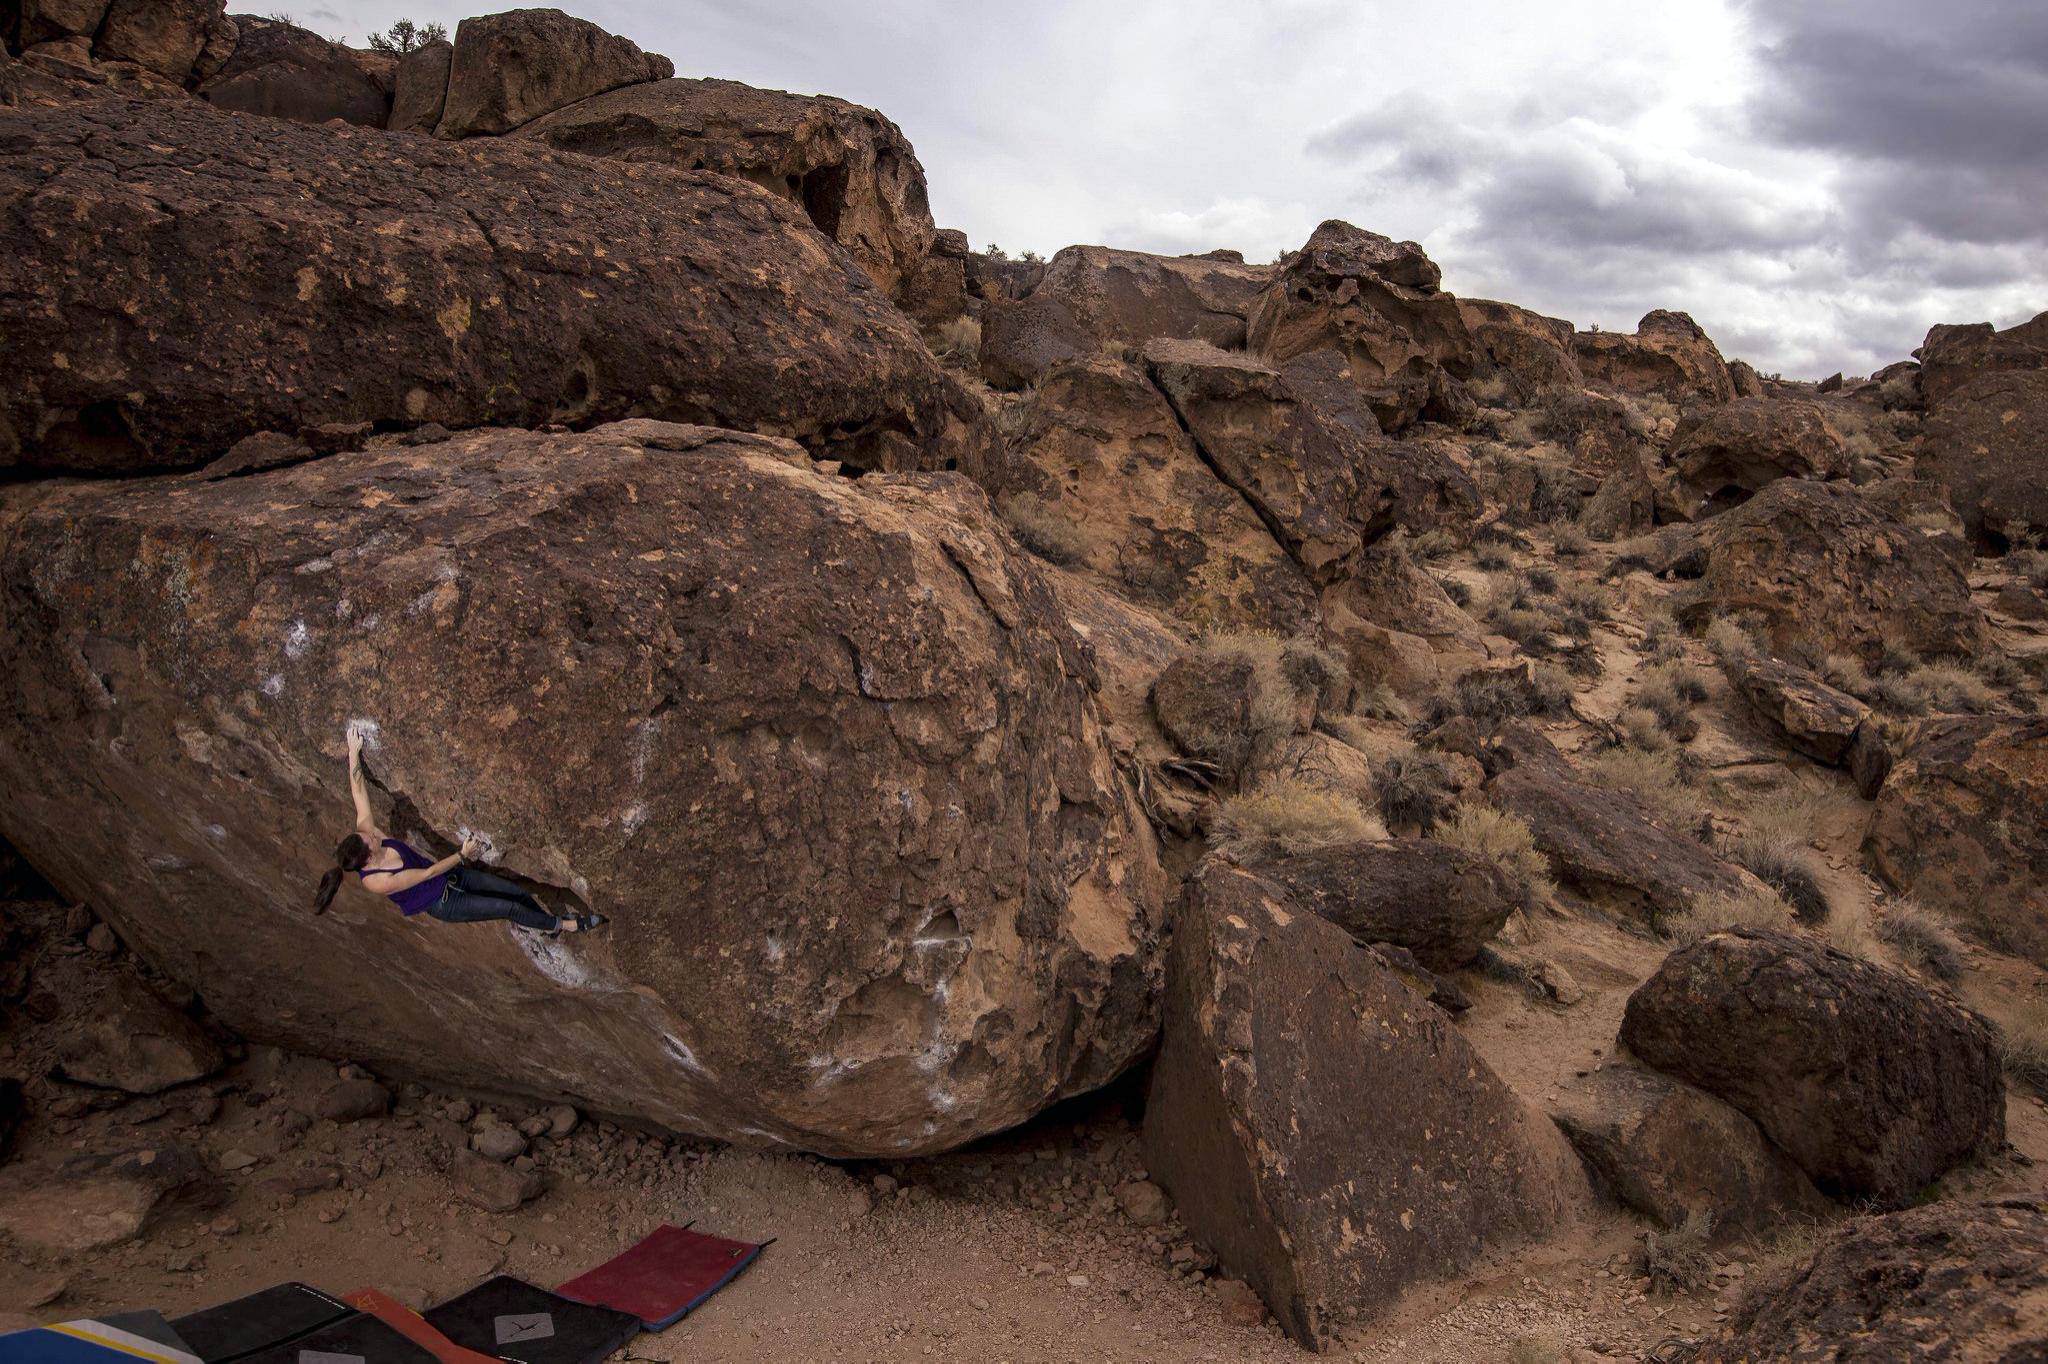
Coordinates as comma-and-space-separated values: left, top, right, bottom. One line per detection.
1435, 802, 1555, 906
1874, 896, 1966, 980
1213, 778, 1386, 860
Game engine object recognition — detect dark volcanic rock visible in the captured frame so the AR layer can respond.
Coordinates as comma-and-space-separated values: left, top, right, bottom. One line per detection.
517, 76, 935, 297
1682, 1198, 2048, 1362
1917, 311, 2048, 542
1025, 244, 1273, 351
387, 37, 451, 133
0, 422, 1166, 1157
1550, 1059, 1832, 1241
1671, 480, 1986, 666
198, 16, 395, 126
1866, 716, 2048, 962
1619, 929, 2005, 1206
1144, 861, 1588, 1350
93, 0, 227, 84
435, 6, 671, 138
1256, 838, 1518, 970
0, 96, 954, 474
1728, 654, 1874, 767
1487, 762, 1761, 928
1455, 297, 1581, 398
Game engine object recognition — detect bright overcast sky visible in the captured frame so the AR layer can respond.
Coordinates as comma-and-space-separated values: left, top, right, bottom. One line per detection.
302, 1, 2046, 378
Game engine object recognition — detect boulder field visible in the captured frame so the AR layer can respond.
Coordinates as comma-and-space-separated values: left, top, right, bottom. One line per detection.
2, 6, 2045, 1351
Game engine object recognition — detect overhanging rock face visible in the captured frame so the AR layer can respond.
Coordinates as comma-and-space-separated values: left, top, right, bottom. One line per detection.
0, 422, 1167, 1157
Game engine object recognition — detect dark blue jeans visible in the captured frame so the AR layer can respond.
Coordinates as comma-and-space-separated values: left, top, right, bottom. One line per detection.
429, 865, 561, 932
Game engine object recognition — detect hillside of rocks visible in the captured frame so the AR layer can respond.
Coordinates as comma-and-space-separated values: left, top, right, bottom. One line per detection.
2, 4, 2046, 1359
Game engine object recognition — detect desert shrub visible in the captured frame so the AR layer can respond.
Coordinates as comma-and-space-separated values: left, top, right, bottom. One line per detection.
1212, 778, 1386, 860
1372, 750, 1458, 833
1639, 1209, 1716, 1293
1824, 898, 1881, 961
1906, 662, 1997, 714
1525, 566, 1560, 595
1666, 886, 1793, 945
367, 18, 446, 52
1632, 661, 1708, 741
1467, 373, 1513, 408
1731, 833, 1831, 923
1874, 896, 1965, 980
1740, 781, 1864, 848
1991, 999, 2048, 1096
1351, 684, 1408, 722
1705, 617, 1757, 666
1617, 704, 1673, 752
1422, 665, 1573, 729
1160, 631, 1347, 765
1639, 610, 1686, 665
1475, 543, 1513, 571
1412, 528, 1458, 560
1435, 802, 1555, 905
1551, 519, 1591, 558
1819, 653, 1877, 699
931, 314, 982, 365
1583, 746, 1704, 828
1438, 574, 1473, 607
1001, 494, 1087, 566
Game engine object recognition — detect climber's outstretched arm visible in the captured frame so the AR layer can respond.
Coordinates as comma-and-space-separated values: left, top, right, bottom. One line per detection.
346, 725, 382, 839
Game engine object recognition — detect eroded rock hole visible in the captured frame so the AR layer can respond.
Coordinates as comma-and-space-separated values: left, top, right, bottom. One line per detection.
41, 400, 146, 471
800, 163, 851, 239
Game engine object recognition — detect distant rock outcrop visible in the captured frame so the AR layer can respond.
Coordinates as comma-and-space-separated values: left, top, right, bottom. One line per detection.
1572, 309, 1735, 404
0, 422, 1166, 1157
0, 95, 954, 474
1667, 397, 1847, 518
1917, 310, 2048, 543
197, 15, 395, 126
517, 77, 936, 297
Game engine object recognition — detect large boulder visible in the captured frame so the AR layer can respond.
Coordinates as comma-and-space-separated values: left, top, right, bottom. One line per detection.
1026, 245, 1272, 351
1255, 838, 1518, 970
1246, 219, 1477, 432
1571, 309, 1734, 404
0, 422, 1167, 1158
1667, 398, 1847, 518
1145, 340, 1480, 583
1866, 716, 2048, 962
435, 7, 671, 138
197, 16, 395, 126
996, 357, 1318, 634
979, 292, 1092, 390
386, 37, 452, 133
1550, 1060, 1832, 1241
517, 77, 935, 298
1456, 297, 1581, 398
1728, 654, 1890, 793
54, 974, 223, 1094
1671, 480, 1986, 666
1917, 311, 2048, 543
0, 96, 955, 475
1143, 861, 1588, 1349
1680, 1198, 2048, 1362
14, 0, 115, 49
1619, 929, 2006, 1207
1487, 760, 1762, 927
92, 0, 227, 84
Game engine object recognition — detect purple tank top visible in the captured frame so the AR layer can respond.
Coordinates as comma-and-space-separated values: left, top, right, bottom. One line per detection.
357, 838, 445, 916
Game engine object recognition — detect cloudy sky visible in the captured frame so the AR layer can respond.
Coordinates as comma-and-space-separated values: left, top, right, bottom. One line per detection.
307, 1, 2045, 377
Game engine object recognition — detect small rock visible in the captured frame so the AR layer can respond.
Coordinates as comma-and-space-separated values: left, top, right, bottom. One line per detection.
1213, 1278, 1267, 1327
544, 1104, 579, 1138
25, 1277, 67, 1309
310, 1078, 391, 1123
470, 1121, 527, 1163
969, 1295, 989, 1311
317, 1206, 344, 1223
873, 1173, 898, 1195
219, 1149, 261, 1172
444, 1098, 475, 1123
1115, 1179, 1169, 1227
207, 1214, 241, 1237
86, 923, 117, 954
489, 1228, 514, 1246
453, 1147, 543, 1213
1066, 1274, 1090, 1288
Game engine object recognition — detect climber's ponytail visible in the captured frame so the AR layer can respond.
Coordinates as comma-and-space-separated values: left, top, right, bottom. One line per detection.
315, 832, 370, 913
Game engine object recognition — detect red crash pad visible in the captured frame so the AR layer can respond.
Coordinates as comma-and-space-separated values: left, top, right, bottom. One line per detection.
555, 1224, 767, 1329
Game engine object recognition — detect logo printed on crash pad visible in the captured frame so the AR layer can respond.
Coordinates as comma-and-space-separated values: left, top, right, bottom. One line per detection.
495, 1312, 557, 1343
299, 1353, 367, 1364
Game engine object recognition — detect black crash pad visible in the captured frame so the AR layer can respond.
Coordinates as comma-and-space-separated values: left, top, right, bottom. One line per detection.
169, 1283, 354, 1362
424, 1275, 640, 1364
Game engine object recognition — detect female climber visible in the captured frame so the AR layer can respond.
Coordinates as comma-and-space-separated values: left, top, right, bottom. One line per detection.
312, 725, 608, 934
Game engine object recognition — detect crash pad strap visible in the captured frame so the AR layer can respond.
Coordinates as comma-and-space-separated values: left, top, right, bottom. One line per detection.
337, 1290, 498, 1364
555, 1223, 767, 1329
